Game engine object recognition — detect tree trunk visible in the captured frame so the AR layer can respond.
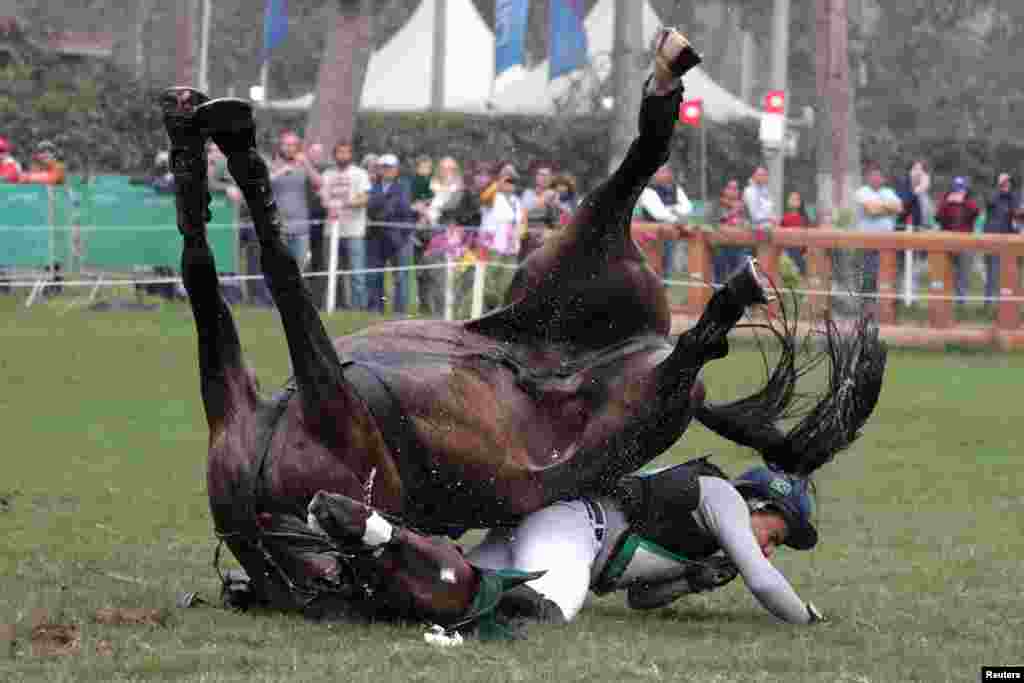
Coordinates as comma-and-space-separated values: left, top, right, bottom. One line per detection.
827, 0, 849, 211
175, 0, 198, 86
136, 0, 153, 82
608, 0, 644, 174
814, 0, 833, 224
844, 0, 863, 209
305, 0, 373, 149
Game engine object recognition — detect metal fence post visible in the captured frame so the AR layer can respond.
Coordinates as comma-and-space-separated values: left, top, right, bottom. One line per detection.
471, 259, 486, 319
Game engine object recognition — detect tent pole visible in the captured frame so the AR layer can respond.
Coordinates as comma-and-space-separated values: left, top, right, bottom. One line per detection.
431, 0, 447, 112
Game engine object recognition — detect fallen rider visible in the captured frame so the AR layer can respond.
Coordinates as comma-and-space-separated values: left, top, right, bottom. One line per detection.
306, 458, 827, 643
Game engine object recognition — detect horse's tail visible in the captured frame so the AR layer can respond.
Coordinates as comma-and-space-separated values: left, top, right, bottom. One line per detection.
696, 297, 888, 479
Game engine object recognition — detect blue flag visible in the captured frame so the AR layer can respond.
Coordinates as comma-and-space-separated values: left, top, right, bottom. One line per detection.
549, 0, 588, 80
262, 0, 288, 65
495, 0, 530, 79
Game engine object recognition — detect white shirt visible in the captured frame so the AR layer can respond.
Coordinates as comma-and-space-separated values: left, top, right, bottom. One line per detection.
320, 164, 371, 238
638, 185, 693, 223
854, 185, 902, 233
481, 191, 523, 256
743, 183, 775, 225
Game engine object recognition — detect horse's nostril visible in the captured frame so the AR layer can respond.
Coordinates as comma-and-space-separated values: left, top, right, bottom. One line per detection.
690, 379, 706, 405
308, 491, 329, 514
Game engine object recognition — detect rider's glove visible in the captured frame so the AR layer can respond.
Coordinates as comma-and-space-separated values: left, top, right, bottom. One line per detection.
805, 601, 827, 624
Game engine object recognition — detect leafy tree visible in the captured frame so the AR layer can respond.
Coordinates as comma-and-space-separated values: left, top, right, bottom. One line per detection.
0, 48, 164, 175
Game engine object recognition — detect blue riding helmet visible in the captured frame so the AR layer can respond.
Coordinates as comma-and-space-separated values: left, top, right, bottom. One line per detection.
733, 466, 818, 550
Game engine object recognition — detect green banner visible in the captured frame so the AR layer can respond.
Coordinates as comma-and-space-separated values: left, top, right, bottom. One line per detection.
0, 176, 238, 272
76, 176, 238, 271
0, 184, 63, 267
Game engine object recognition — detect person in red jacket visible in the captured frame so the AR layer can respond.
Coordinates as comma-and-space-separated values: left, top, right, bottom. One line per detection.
0, 136, 22, 183
935, 176, 980, 304
17, 141, 65, 185
778, 191, 810, 275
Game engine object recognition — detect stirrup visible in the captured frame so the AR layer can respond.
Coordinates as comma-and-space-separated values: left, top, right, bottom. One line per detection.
653, 27, 703, 81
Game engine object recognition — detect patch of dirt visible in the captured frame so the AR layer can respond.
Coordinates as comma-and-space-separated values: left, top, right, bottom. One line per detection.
30, 623, 81, 657
0, 623, 15, 657
95, 639, 115, 657
93, 607, 169, 627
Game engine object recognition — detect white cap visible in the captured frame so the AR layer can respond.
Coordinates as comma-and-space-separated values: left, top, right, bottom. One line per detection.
378, 153, 399, 167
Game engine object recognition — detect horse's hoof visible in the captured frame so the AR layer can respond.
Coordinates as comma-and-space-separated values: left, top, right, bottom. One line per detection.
158, 87, 210, 146
653, 27, 702, 81
725, 258, 772, 307
159, 86, 210, 117
196, 97, 256, 156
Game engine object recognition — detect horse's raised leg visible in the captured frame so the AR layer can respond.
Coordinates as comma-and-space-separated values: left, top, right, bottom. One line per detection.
161, 88, 290, 608
570, 29, 702, 250
160, 87, 253, 440
469, 29, 703, 345
196, 98, 357, 435
539, 258, 773, 501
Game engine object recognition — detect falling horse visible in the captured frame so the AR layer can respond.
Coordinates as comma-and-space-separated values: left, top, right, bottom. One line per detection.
162, 32, 783, 621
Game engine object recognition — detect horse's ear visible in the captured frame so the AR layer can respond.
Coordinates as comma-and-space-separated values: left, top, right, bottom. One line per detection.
449, 568, 548, 641
496, 568, 546, 591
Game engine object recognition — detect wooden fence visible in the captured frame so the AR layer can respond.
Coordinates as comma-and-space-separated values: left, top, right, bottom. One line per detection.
631, 223, 1024, 350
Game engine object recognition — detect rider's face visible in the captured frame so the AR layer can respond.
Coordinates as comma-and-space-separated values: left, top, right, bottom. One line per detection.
751, 510, 788, 558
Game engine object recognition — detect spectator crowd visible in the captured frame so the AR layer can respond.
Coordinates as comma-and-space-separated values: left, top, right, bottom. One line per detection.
206, 129, 585, 315
4, 126, 1022, 312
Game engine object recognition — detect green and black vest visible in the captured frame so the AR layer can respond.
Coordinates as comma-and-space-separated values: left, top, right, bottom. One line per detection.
593, 456, 729, 593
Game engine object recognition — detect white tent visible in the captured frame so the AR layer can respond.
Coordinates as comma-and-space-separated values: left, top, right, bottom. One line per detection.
265, 0, 758, 122
264, 0, 494, 113
486, 0, 759, 121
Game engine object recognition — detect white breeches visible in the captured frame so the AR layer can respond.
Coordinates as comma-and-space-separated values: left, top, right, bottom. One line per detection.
464, 500, 602, 622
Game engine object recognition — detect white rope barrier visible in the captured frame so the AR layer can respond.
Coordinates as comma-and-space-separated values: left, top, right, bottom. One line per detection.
6, 260, 1023, 305
0, 263, 451, 290
0, 219, 526, 234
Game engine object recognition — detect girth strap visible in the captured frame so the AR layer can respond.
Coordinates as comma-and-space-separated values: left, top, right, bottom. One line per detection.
340, 360, 425, 511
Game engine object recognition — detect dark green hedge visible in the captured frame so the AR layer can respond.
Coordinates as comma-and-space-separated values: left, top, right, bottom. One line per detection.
4, 50, 1019, 199
0, 53, 166, 175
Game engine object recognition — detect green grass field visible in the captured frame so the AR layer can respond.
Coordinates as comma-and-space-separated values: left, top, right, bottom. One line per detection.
0, 294, 1022, 682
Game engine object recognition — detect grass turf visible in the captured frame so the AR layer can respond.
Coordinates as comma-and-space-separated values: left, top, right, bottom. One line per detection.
0, 293, 1021, 682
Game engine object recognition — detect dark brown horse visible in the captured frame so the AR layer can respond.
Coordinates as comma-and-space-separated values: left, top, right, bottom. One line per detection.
161, 45, 778, 614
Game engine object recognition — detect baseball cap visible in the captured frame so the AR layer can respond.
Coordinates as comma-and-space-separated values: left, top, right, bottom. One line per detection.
378, 153, 399, 167
951, 176, 968, 192
35, 140, 57, 158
